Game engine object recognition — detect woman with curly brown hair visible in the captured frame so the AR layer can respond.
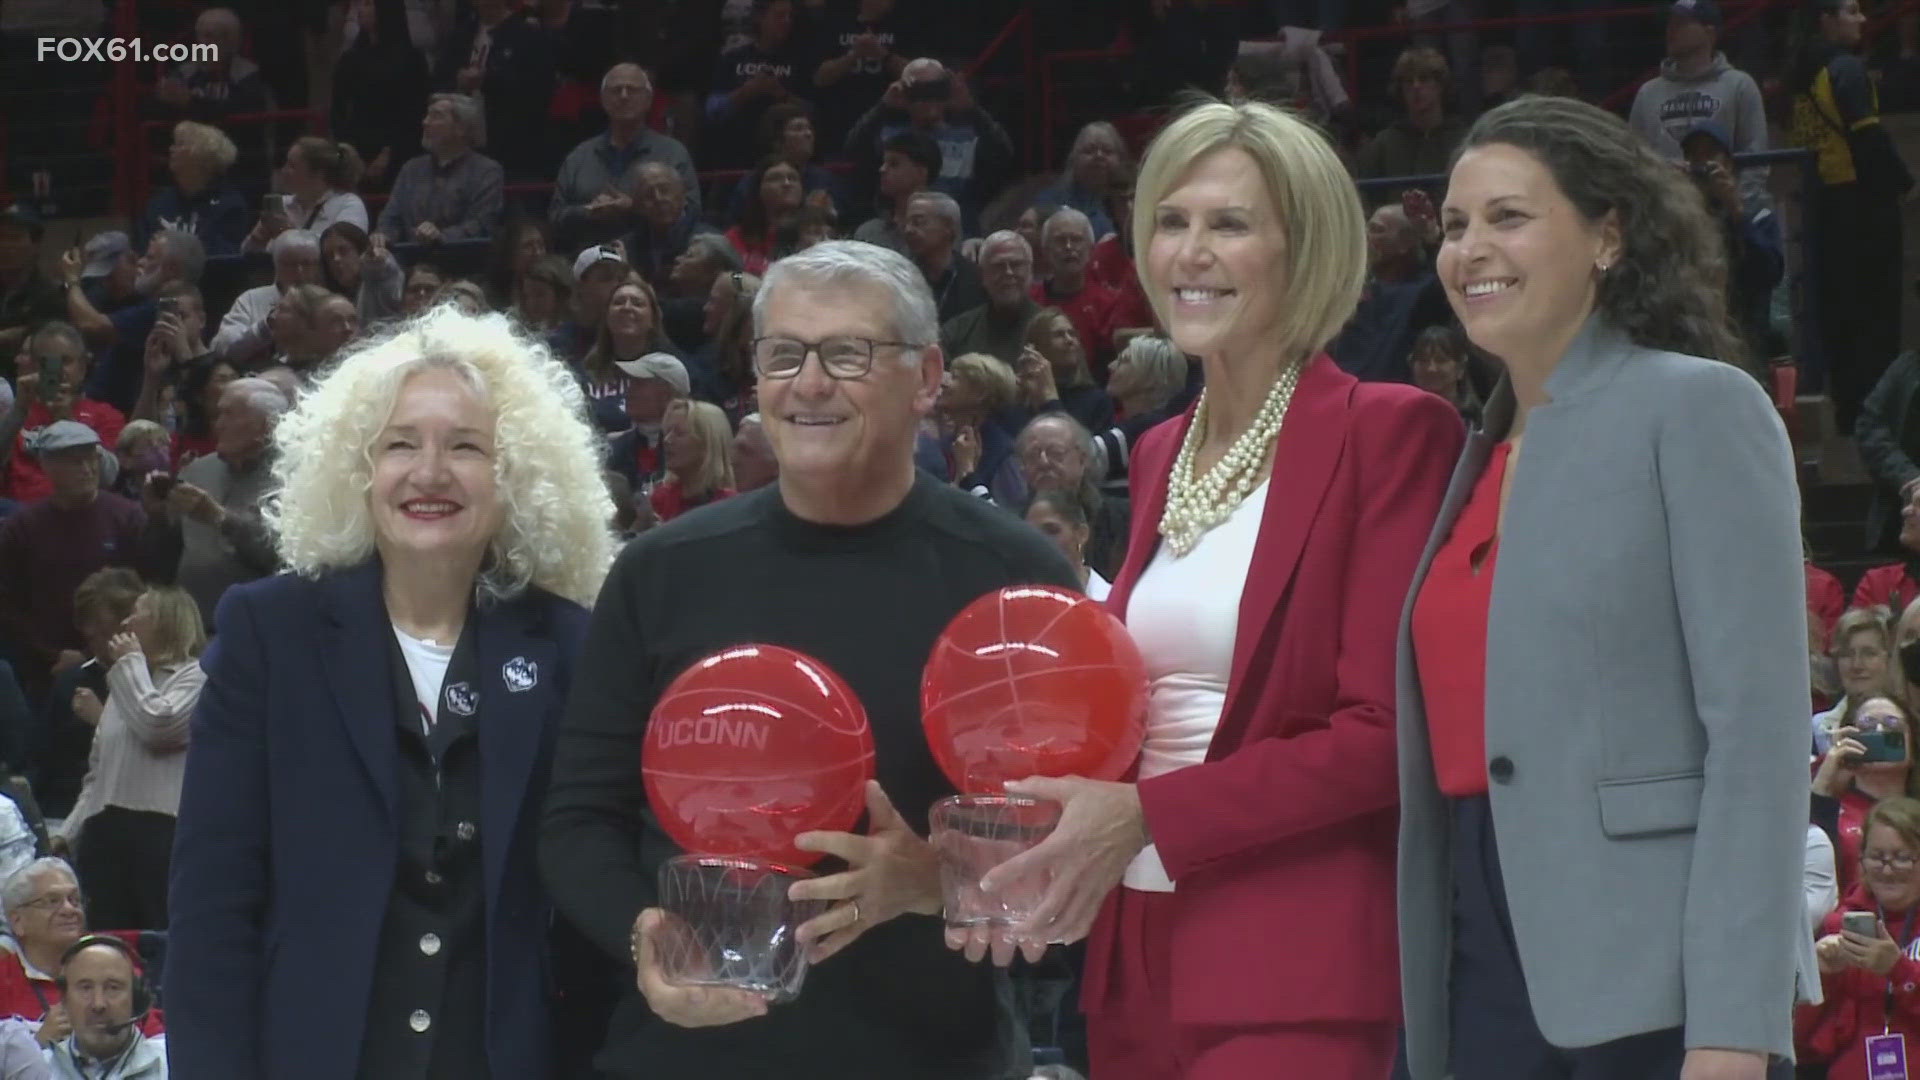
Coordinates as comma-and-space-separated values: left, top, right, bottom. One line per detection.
1398, 94, 1806, 1080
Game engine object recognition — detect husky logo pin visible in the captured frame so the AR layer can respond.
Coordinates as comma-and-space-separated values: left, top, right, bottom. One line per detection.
502, 657, 538, 693
444, 682, 479, 716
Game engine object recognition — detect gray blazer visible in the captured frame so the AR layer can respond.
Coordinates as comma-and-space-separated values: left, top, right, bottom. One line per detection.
1395, 317, 1813, 1077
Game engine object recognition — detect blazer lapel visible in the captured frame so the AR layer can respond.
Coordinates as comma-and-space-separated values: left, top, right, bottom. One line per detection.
319, 561, 402, 823
475, 596, 556, 908
1212, 357, 1352, 754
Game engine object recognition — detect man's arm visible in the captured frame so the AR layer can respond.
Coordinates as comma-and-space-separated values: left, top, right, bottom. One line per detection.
59, 281, 116, 349
439, 158, 504, 242
219, 508, 280, 576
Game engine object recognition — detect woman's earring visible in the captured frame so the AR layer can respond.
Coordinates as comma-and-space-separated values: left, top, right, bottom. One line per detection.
1595, 258, 1612, 273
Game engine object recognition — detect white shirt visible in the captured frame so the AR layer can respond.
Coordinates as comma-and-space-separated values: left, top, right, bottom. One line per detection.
1085, 569, 1111, 602
1121, 480, 1268, 892
209, 283, 280, 366
393, 624, 453, 732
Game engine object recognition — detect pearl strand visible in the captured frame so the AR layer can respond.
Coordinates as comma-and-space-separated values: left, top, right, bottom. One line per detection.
1158, 362, 1303, 556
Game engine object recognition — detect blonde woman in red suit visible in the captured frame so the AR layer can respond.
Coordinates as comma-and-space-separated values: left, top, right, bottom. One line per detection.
951, 98, 1465, 1079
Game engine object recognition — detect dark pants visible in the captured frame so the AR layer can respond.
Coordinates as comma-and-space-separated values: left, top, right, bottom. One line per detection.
1447, 794, 1794, 1080
76, 807, 174, 931
1815, 183, 1905, 431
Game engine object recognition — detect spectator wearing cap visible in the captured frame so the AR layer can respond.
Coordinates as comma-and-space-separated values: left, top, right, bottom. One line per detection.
1629, 0, 1770, 209
1858, 306, 1920, 554
208, 230, 323, 368
66, 235, 138, 326
133, 122, 248, 260
846, 59, 1015, 225
553, 244, 631, 366
436, 0, 555, 179
583, 275, 683, 433
726, 156, 807, 275
942, 230, 1042, 371
0, 421, 149, 709
60, 231, 206, 416
1680, 120, 1784, 357
726, 103, 844, 224
0, 208, 65, 360
605, 351, 691, 493
705, 0, 809, 169
623, 162, 720, 296
1352, 46, 1468, 193
375, 93, 505, 245
1, 324, 126, 505
904, 192, 985, 324
552, 64, 699, 252
853, 131, 941, 255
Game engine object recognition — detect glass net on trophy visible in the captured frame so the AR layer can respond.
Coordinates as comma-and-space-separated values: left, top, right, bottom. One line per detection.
921, 586, 1147, 933
642, 644, 874, 1001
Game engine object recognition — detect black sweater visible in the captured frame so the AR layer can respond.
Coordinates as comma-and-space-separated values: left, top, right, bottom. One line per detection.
541, 472, 1079, 1079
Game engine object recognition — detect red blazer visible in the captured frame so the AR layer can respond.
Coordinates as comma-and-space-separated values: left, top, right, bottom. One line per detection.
1085, 355, 1464, 1027
1852, 562, 1920, 618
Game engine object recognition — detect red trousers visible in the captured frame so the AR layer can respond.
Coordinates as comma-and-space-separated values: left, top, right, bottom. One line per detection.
1084, 887, 1398, 1080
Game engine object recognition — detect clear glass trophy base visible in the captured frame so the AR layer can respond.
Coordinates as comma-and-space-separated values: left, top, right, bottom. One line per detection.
655, 854, 828, 1003
930, 793, 1063, 930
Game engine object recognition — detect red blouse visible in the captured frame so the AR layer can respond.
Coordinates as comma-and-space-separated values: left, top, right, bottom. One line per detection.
1412, 441, 1513, 798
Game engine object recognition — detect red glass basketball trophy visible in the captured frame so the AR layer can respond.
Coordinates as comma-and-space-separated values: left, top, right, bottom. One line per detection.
643, 644, 874, 1001
921, 586, 1148, 932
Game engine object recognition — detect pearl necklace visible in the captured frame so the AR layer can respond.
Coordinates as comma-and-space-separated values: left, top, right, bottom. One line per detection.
1159, 363, 1302, 556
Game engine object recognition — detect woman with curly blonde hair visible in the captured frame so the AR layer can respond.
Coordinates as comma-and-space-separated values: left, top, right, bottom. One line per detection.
166, 304, 614, 1080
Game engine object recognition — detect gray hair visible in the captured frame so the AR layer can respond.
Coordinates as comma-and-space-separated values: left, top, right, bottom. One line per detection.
1115, 334, 1187, 410
27, 320, 85, 357
1016, 410, 1096, 462
430, 92, 486, 149
600, 62, 652, 96
979, 229, 1032, 263
688, 233, 743, 273
225, 376, 292, 420
752, 240, 939, 352
908, 191, 962, 240
1, 857, 76, 915
156, 228, 207, 284
1041, 207, 1094, 245
268, 228, 320, 262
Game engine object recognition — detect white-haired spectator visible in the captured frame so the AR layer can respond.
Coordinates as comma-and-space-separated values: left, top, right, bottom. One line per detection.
0, 858, 162, 1048
209, 230, 323, 366
730, 411, 778, 491
58, 229, 206, 414
940, 230, 1040, 370
141, 374, 287, 626
133, 121, 248, 258
375, 93, 505, 244
1031, 207, 1123, 378
167, 307, 613, 1077
1035, 121, 1133, 240
552, 64, 699, 250
153, 6, 276, 126
1104, 334, 1192, 421
243, 138, 370, 254
902, 191, 984, 323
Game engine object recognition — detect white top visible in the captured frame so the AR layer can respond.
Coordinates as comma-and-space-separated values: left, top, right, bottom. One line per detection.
1122, 479, 1268, 892
60, 657, 203, 845
393, 624, 454, 732
240, 191, 370, 253
1085, 569, 1112, 602
209, 283, 280, 367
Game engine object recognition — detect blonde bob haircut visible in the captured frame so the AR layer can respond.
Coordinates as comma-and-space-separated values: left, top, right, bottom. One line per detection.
266, 304, 615, 607
1131, 98, 1366, 364
138, 586, 208, 666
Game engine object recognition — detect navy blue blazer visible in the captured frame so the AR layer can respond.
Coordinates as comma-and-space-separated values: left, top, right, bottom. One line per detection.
165, 560, 590, 1080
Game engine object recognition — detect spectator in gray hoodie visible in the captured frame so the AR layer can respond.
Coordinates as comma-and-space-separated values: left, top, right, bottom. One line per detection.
1628, 0, 1769, 205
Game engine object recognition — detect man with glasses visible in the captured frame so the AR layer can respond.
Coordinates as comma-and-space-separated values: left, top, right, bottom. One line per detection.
940, 231, 1041, 373
1013, 413, 1128, 581
543, 241, 1078, 1080
0, 860, 160, 1049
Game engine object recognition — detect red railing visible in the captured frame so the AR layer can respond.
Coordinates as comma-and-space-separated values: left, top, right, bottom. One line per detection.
961, 6, 1042, 172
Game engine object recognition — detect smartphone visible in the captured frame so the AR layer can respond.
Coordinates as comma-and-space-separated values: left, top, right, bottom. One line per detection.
35, 352, 63, 390
262, 193, 286, 216
156, 296, 181, 318
1857, 730, 1907, 764
147, 473, 176, 498
1843, 911, 1882, 937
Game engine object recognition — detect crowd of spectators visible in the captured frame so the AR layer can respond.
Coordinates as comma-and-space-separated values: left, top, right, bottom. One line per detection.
0, 0, 1914, 1074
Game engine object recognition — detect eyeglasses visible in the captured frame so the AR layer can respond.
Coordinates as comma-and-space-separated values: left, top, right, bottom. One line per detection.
1864, 851, 1919, 871
18, 890, 85, 913
750, 335, 924, 380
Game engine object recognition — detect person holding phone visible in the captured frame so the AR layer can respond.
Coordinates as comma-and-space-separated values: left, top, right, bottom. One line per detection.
1816, 695, 1920, 898
1798, 795, 1920, 1078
